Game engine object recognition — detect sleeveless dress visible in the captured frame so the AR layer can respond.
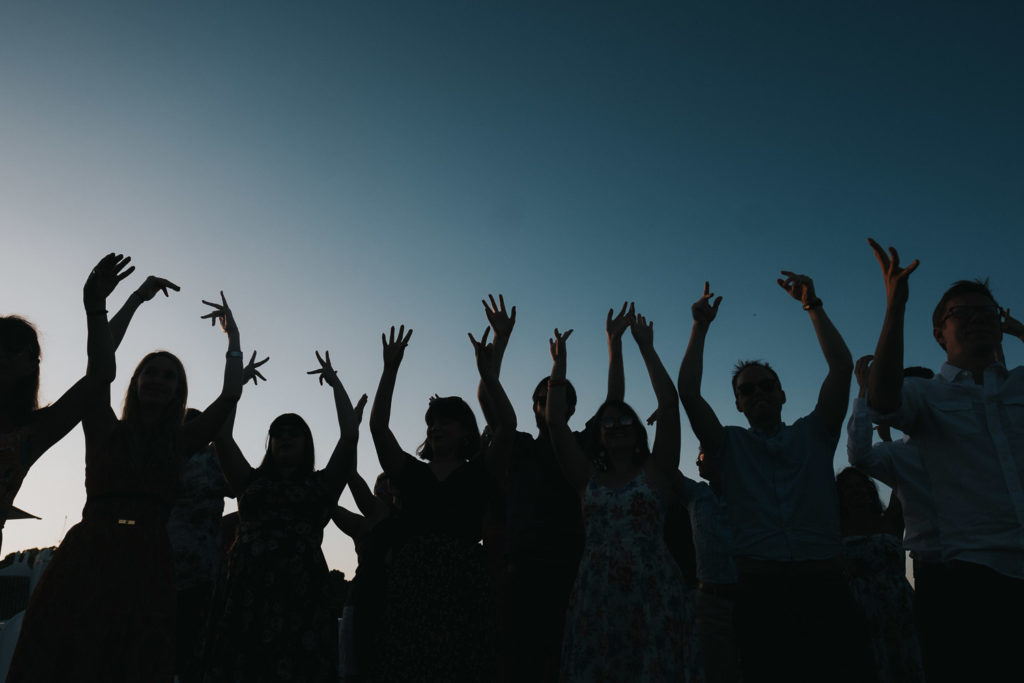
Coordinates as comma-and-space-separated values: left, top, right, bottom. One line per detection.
8, 422, 180, 683
561, 470, 691, 682
201, 470, 337, 683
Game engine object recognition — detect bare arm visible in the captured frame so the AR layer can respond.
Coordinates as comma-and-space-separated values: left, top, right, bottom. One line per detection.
108, 276, 180, 350
630, 313, 680, 471
308, 350, 359, 499
470, 328, 515, 482
777, 271, 854, 435
332, 505, 372, 540
545, 329, 591, 495
183, 292, 244, 454
866, 240, 919, 414
369, 325, 415, 477
476, 294, 516, 430
212, 404, 254, 494
605, 302, 634, 402
677, 282, 725, 463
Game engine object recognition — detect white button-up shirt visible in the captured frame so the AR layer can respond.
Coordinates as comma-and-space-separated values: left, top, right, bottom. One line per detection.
846, 397, 941, 562
873, 362, 1024, 578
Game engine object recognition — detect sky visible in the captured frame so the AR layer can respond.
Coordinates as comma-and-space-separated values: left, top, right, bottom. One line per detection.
1, 1, 1022, 577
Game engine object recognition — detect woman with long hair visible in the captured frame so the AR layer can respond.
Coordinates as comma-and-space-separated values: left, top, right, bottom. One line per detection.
367, 325, 510, 682
8, 256, 244, 683
546, 314, 692, 682
201, 350, 360, 682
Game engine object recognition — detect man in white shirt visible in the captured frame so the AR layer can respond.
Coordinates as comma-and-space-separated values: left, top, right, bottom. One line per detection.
866, 239, 1024, 683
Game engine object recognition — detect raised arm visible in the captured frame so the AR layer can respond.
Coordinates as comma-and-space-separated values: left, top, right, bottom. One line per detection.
605, 301, 634, 402
46, 254, 135, 453
108, 276, 180, 350
630, 312, 680, 471
369, 325, 415, 476
183, 292, 244, 453
545, 328, 591, 495
308, 350, 359, 498
476, 294, 517, 430
470, 328, 515, 481
866, 239, 919, 414
678, 282, 725, 462
332, 505, 372, 540
778, 271, 854, 435
212, 403, 254, 494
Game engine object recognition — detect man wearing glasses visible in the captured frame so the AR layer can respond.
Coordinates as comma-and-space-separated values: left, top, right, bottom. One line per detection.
678, 277, 872, 683
866, 239, 1024, 683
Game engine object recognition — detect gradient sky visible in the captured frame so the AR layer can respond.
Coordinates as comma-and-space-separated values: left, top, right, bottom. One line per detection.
2, 2, 1021, 576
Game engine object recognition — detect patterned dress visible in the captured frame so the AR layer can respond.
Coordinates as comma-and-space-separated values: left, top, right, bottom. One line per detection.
201, 471, 337, 683
561, 470, 691, 682
842, 534, 925, 683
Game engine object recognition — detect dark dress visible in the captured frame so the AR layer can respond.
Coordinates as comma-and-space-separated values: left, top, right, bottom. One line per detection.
201, 470, 337, 683
371, 457, 497, 683
8, 423, 180, 683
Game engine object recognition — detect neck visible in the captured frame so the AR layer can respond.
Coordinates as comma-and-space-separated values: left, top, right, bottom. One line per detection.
948, 351, 994, 383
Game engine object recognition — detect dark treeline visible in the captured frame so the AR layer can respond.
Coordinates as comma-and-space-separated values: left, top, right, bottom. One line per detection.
0, 241, 1022, 682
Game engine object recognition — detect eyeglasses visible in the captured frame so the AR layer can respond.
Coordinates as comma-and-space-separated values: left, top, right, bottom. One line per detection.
735, 379, 778, 397
600, 415, 635, 429
942, 305, 1002, 324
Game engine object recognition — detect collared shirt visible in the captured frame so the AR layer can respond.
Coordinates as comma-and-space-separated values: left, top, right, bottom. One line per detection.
846, 397, 941, 562
873, 362, 1024, 578
683, 477, 739, 584
718, 411, 842, 561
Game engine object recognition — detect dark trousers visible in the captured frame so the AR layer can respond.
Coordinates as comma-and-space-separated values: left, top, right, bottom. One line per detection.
735, 561, 876, 683
914, 559, 1024, 683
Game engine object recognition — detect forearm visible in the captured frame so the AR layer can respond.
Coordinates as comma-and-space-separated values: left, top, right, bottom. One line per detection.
369, 367, 398, 435
606, 337, 625, 402
868, 304, 906, 413
808, 307, 853, 375
639, 342, 676, 408
678, 322, 709, 402
480, 370, 516, 440
108, 291, 143, 350
477, 337, 508, 427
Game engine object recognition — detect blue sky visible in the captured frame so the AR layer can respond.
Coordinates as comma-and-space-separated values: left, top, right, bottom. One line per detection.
2, 1, 1021, 575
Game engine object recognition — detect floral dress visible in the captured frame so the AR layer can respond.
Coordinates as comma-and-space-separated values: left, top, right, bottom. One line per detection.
561, 470, 692, 682
842, 534, 925, 683
201, 471, 337, 683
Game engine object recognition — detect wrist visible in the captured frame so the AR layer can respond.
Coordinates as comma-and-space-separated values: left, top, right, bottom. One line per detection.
802, 297, 823, 311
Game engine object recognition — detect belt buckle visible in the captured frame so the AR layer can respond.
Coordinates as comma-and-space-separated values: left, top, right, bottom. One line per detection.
117, 519, 136, 526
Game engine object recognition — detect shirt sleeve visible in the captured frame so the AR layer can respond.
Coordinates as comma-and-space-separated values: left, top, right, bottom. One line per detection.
868, 376, 928, 434
847, 397, 896, 484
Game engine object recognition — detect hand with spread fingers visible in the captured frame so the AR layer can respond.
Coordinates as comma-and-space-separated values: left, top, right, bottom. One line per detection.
381, 325, 413, 369
243, 351, 270, 386
629, 312, 655, 349
308, 350, 341, 388
606, 301, 635, 342
482, 294, 516, 342
84, 253, 135, 310
777, 271, 818, 307
549, 328, 573, 367
692, 282, 722, 327
201, 291, 238, 336
134, 276, 180, 303
468, 328, 498, 379
868, 238, 919, 307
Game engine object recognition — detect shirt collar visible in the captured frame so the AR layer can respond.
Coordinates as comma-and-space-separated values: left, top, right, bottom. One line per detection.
939, 361, 1007, 383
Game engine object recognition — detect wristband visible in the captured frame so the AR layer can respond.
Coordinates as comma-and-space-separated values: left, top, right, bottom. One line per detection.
226, 350, 244, 359
802, 298, 822, 311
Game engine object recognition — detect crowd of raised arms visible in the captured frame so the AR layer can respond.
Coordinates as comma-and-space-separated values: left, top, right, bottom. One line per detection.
0, 238, 1021, 683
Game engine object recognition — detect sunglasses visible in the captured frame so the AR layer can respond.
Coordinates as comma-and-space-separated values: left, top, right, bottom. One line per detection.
736, 379, 778, 397
600, 415, 635, 429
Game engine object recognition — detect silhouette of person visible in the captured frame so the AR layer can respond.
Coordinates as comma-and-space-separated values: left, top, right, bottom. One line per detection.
9, 257, 244, 683
678, 277, 873, 683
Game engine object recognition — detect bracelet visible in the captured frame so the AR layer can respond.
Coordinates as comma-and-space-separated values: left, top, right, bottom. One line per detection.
226, 350, 244, 359
802, 298, 823, 311
548, 378, 568, 387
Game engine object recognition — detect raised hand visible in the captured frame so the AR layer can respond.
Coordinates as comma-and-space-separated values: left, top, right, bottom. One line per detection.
630, 312, 654, 348
549, 328, 573, 364
354, 393, 369, 424
307, 350, 341, 387
854, 354, 874, 396
606, 301, 635, 340
84, 253, 135, 309
468, 328, 498, 378
692, 282, 722, 326
777, 271, 818, 306
243, 351, 269, 385
1003, 308, 1024, 340
200, 291, 237, 335
134, 276, 180, 302
868, 238, 919, 307
482, 294, 516, 341
381, 325, 413, 369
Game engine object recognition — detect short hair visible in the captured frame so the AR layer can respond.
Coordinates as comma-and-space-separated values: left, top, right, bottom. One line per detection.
258, 413, 316, 477
731, 360, 781, 395
932, 279, 998, 329
0, 316, 41, 426
532, 376, 577, 410
416, 396, 481, 462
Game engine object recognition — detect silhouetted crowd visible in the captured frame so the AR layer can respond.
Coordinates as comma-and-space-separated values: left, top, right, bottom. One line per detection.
0, 241, 1022, 682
